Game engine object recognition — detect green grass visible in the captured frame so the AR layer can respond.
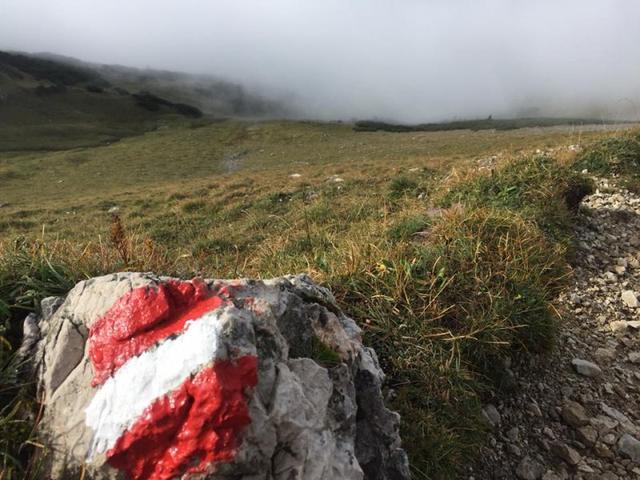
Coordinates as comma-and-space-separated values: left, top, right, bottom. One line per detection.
572, 134, 640, 175
0, 52, 206, 152
0, 120, 637, 478
386, 214, 430, 241
441, 155, 594, 243
571, 133, 640, 196
0, 240, 84, 479
333, 206, 570, 475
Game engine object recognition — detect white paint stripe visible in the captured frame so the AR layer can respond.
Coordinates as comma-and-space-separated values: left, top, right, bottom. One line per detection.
85, 309, 227, 459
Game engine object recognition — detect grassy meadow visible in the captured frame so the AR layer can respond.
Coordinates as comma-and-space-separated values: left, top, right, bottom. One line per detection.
1, 118, 638, 478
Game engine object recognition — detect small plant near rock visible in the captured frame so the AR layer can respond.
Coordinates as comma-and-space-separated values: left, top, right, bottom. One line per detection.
309, 335, 341, 367
109, 214, 130, 266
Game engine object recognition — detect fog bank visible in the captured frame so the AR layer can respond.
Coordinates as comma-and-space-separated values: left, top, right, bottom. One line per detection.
1, 0, 639, 122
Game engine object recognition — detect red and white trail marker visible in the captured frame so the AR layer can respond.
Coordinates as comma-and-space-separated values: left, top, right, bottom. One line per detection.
84, 280, 257, 480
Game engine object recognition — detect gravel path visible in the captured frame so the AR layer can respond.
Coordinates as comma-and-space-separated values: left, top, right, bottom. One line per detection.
471, 178, 640, 479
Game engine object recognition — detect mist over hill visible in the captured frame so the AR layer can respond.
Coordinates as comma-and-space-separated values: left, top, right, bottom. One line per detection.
2, 0, 640, 123
24, 51, 288, 118
0, 50, 288, 150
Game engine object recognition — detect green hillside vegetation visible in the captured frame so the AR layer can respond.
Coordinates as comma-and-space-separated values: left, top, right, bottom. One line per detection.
33, 51, 286, 117
3, 122, 637, 478
571, 133, 640, 192
0, 51, 204, 151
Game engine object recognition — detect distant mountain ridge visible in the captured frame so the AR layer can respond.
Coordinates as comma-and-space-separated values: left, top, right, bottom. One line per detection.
31, 51, 285, 117
0, 50, 286, 151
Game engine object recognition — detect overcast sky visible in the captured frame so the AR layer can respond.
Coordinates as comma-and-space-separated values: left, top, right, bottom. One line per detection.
1, 0, 639, 122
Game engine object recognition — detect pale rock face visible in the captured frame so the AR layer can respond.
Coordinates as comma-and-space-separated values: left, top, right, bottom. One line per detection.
617, 434, 640, 463
23, 273, 409, 480
571, 358, 602, 377
621, 290, 639, 308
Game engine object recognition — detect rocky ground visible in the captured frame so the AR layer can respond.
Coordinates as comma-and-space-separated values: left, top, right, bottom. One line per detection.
471, 178, 640, 479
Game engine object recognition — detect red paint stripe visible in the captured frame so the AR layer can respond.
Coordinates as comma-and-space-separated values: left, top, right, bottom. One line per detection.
88, 279, 225, 386
106, 356, 258, 480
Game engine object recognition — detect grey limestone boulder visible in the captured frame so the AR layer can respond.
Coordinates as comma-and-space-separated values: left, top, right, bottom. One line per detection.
22, 272, 410, 480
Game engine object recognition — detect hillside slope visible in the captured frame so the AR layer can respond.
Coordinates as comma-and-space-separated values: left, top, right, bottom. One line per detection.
0, 51, 285, 151
34, 51, 286, 118
0, 51, 205, 151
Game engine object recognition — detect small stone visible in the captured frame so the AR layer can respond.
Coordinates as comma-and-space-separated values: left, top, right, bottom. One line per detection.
576, 425, 598, 447
500, 368, 517, 391
560, 386, 574, 398
527, 402, 543, 417
621, 290, 639, 308
542, 472, 562, 480
552, 442, 582, 465
561, 400, 590, 428
508, 444, 522, 456
618, 434, 640, 463
482, 404, 501, 429
506, 427, 519, 441
572, 358, 602, 377
601, 403, 633, 428
516, 456, 545, 480
610, 321, 629, 333
591, 415, 619, 433
628, 352, 640, 364
602, 433, 617, 445
577, 463, 595, 473
594, 442, 614, 459
595, 347, 616, 362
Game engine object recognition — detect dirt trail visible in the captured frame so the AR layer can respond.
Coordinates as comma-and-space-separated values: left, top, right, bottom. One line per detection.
472, 178, 640, 479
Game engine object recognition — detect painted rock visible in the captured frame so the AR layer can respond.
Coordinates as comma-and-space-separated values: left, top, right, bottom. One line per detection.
25, 273, 409, 480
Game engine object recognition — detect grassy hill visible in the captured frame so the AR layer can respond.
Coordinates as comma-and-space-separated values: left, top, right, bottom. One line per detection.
33, 51, 286, 117
0, 51, 285, 152
2, 111, 638, 477
0, 51, 204, 151
0, 120, 627, 240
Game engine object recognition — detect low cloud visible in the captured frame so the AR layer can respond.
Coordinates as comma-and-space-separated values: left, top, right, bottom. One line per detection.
2, 0, 639, 122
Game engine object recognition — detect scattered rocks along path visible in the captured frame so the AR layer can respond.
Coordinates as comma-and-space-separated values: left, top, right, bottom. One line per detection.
472, 179, 640, 480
